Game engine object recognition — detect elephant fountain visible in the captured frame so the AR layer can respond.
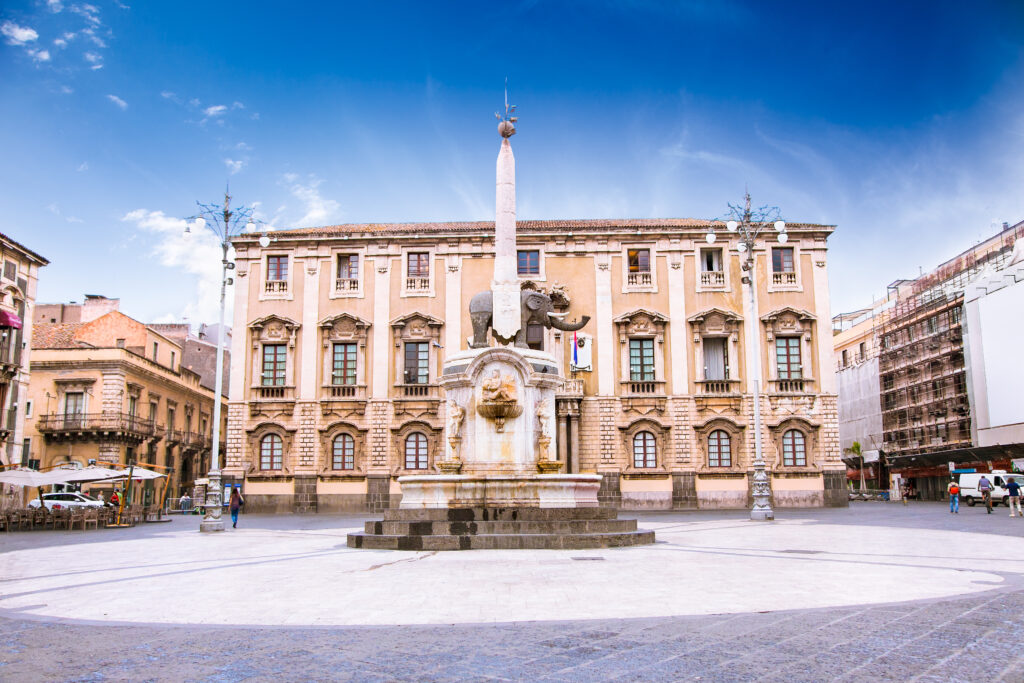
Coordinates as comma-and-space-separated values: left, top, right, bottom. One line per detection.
469, 289, 590, 348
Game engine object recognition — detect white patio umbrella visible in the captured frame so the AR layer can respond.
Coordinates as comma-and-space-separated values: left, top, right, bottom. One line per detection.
48, 465, 126, 484
0, 468, 68, 509
110, 466, 166, 480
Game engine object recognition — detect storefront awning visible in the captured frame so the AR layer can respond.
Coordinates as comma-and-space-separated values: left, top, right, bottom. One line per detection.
0, 310, 22, 329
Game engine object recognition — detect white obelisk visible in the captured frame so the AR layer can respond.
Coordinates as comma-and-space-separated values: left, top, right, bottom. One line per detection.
491, 114, 521, 342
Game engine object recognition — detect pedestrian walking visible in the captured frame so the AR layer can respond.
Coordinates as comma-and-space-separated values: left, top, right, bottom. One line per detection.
229, 488, 244, 529
978, 475, 994, 514
1007, 477, 1023, 517
948, 478, 960, 514
900, 481, 910, 506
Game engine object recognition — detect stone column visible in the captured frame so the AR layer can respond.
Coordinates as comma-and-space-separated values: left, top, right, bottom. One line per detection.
569, 409, 581, 475
595, 252, 615, 396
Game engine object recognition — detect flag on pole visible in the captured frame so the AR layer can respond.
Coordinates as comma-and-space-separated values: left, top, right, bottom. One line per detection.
573, 330, 578, 368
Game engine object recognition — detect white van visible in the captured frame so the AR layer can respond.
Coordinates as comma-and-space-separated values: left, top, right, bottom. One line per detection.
958, 471, 1021, 507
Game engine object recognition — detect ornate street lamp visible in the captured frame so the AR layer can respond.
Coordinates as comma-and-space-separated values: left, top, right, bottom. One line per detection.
185, 189, 258, 532
706, 192, 786, 521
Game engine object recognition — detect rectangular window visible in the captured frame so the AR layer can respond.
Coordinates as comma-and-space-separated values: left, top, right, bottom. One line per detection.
841, 349, 849, 367
332, 343, 357, 385
775, 337, 802, 379
407, 252, 430, 278
404, 342, 429, 384
116, 338, 126, 348
149, 401, 158, 420
127, 396, 138, 417
517, 250, 540, 276
629, 339, 655, 381
337, 254, 359, 280
627, 249, 651, 273
3, 261, 15, 280
703, 338, 728, 380
25, 400, 31, 418
170, 350, 176, 369
858, 341, 866, 359
21, 437, 30, 466
700, 248, 722, 272
262, 344, 287, 386
267, 255, 288, 281
65, 391, 84, 415
152, 342, 158, 361
771, 247, 794, 273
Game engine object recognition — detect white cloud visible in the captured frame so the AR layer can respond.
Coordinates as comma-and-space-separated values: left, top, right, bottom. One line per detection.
47, 0, 64, 11
2, 21, 39, 45
59, 85, 73, 94
83, 51, 101, 64
106, 94, 127, 109
71, 3, 102, 27
66, 216, 83, 223
203, 104, 227, 117
77, 161, 88, 171
123, 209, 230, 325
275, 175, 342, 228
28, 48, 51, 62
224, 158, 244, 174
232, 101, 244, 110
235, 141, 252, 151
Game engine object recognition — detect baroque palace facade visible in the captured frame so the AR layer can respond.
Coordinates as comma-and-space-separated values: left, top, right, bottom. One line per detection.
225, 219, 844, 512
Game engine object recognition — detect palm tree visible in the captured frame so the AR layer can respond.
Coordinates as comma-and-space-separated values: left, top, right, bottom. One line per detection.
845, 441, 865, 492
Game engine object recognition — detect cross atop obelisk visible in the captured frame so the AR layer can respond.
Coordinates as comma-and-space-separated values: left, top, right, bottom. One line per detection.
491, 84, 521, 342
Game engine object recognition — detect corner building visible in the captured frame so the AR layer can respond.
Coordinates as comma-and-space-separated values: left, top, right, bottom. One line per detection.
226, 219, 844, 512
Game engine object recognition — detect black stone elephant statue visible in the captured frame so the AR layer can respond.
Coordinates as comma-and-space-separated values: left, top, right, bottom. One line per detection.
469, 289, 590, 348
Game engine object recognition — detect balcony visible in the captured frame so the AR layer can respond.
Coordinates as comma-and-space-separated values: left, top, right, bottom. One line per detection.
772, 271, 798, 286
697, 379, 740, 395
627, 271, 653, 287
770, 378, 807, 393
323, 383, 366, 399
557, 378, 584, 397
393, 383, 441, 417
36, 412, 156, 443
264, 279, 288, 294
253, 385, 294, 400
335, 277, 359, 292
405, 277, 430, 292
321, 383, 368, 417
620, 379, 666, 414
700, 271, 725, 288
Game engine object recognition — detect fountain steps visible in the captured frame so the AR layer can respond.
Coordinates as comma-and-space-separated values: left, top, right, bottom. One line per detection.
347, 506, 655, 550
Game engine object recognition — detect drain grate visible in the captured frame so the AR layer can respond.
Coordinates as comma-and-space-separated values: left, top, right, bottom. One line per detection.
571, 556, 606, 561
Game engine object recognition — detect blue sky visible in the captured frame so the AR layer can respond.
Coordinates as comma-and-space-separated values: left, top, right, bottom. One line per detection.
1, 0, 1022, 324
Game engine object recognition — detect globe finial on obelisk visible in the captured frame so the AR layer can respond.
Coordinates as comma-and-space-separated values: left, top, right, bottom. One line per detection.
490, 81, 521, 342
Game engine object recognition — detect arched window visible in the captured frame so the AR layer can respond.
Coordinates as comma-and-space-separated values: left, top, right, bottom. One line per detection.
332, 434, 355, 470
782, 429, 806, 466
708, 430, 731, 467
260, 434, 283, 470
632, 431, 656, 468
405, 432, 428, 469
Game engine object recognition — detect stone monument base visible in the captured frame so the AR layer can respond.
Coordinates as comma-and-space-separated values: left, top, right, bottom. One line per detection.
396, 473, 602, 509
346, 506, 655, 550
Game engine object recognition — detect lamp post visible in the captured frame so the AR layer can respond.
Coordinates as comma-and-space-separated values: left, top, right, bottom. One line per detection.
706, 192, 786, 521
186, 189, 257, 533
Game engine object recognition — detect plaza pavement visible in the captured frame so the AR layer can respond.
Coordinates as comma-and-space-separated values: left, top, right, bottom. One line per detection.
2, 502, 1024, 681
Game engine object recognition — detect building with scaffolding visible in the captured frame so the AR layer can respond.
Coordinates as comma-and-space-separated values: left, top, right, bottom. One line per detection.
834, 221, 1024, 500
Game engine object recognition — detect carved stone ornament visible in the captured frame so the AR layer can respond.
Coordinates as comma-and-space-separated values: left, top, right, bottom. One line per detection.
249, 314, 300, 348
760, 307, 815, 342
688, 308, 742, 343
446, 400, 466, 439
477, 369, 523, 432
614, 309, 669, 345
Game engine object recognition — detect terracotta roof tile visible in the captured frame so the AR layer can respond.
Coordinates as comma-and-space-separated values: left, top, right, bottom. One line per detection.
31, 323, 86, 349
232, 218, 835, 242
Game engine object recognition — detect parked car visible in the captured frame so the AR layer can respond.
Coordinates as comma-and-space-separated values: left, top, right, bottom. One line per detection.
28, 492, 107, 510
958, 471, 1021, 507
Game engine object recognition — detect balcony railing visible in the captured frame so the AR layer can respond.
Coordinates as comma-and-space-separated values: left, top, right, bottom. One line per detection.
405, 277, 430, 292
697, 379, 740, 395
264, 279, 288, 294
36, 412, 156, 438
558, 378, 584, 396
335, 277, 359, 292
771, 378, 807, 393
627, 271, 653, 287
252, 385, 295, 400
772, 271, 798, 286
322, 384, 366, 399
700, 271, 725, 287
398, 383, 438, 398
624, 380, 665, 396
